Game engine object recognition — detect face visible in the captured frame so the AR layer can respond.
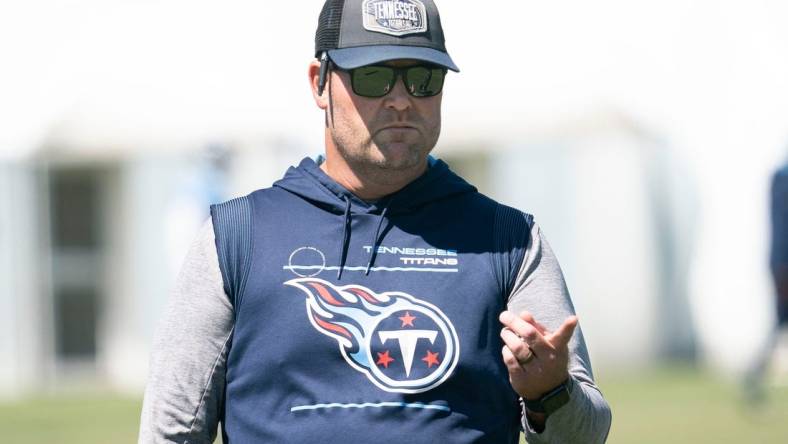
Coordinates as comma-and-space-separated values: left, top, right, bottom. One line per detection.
313, 59, 444, 174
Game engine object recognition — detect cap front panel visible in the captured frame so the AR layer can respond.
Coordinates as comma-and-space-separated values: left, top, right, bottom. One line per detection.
339, 0, 443, 50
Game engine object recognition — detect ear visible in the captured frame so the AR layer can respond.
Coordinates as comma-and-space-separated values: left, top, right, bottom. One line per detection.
308, 59, 329, 111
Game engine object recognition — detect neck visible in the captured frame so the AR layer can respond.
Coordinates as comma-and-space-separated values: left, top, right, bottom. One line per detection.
320, 149, 428, 202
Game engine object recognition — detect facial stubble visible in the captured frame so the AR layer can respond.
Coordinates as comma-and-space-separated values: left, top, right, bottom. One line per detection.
327, 88, 440, 174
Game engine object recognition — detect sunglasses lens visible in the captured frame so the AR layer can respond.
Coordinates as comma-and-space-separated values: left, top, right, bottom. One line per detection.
406, 67, 445, 97
352, 66, 395, 97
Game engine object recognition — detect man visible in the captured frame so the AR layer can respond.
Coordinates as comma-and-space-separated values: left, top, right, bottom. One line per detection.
744, 163, 788, 403
771, 165, 788, 335
139, 0, 611, 442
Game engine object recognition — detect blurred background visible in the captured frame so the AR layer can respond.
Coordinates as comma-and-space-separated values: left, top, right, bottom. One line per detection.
2, 0, 788, 442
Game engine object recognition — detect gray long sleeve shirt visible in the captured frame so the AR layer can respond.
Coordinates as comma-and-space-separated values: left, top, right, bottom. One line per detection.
139, 219, 611, 443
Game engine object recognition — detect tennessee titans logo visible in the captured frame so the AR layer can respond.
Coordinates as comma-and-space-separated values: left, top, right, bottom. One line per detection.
285, 278, 460, 394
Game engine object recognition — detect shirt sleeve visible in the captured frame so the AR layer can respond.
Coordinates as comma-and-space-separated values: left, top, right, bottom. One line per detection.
138, 219, 234, 444
507, 222, 612, 444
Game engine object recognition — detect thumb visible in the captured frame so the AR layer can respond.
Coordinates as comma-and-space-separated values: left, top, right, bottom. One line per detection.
548, 316, 578, 348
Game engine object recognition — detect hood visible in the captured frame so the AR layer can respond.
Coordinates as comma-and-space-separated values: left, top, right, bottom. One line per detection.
273, 156, 477, 215
272, 156, 477, 280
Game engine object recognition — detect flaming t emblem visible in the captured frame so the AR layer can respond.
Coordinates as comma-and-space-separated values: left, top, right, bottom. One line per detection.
285, 278, 460, 394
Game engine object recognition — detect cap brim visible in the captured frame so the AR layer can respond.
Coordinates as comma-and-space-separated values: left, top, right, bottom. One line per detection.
328, 45, 459, 72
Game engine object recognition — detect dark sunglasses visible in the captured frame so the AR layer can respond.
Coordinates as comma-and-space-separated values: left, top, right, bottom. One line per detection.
343, 64, 447, 98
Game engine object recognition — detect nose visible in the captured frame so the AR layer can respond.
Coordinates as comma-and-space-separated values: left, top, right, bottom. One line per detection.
383, 75, 412, 112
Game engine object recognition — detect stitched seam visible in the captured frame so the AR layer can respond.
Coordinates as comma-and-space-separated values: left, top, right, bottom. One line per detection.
186, 327, 234, 439
210, 206, 232, 300
235, 196, 255, 316
506, 212, 532, 298
487, 204, 506, 296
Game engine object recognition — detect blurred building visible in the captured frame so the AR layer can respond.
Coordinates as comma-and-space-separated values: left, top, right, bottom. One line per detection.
0, 106, 698, 398
4, 0, 788, 399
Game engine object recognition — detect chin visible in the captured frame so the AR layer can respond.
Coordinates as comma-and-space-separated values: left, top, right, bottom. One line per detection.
371, 144, 426, 171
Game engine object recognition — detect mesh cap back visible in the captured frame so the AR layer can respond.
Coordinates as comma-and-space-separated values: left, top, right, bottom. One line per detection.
315, 0, 345, 57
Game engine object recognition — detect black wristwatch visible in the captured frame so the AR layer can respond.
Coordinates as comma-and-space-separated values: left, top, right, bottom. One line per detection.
522, 378, 573, 417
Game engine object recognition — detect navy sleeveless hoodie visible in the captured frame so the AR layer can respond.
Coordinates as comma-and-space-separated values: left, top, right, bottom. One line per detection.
212, 157, 533, 443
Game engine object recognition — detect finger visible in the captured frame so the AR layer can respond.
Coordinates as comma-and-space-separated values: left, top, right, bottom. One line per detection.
499, 311, 540, 342
519, 311, 548, 335
499, 311, 550, 353
500, 327, 534, 360
547, 316, 578, 348
502, 345, 527, 375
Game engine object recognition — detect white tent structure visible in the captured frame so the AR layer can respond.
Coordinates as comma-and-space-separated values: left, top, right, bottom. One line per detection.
2, 0, 788, 397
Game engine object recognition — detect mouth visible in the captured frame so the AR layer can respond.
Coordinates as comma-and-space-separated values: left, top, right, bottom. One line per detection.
379, 125, 418, 132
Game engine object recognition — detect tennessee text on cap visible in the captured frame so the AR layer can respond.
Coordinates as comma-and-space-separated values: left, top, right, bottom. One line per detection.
315, 0, 460, 72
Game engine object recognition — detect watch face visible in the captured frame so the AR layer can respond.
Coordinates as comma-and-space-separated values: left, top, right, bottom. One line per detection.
543, 386, 571, 415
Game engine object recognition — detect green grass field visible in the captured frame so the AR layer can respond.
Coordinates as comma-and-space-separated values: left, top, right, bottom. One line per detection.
599, 367, 788, 443
1, 367, 786, 443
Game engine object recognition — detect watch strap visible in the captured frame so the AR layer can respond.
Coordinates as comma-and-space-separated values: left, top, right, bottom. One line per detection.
522, 377, 574, 416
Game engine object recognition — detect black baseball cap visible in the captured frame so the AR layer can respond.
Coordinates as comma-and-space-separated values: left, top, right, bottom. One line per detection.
315, 0, 459, 72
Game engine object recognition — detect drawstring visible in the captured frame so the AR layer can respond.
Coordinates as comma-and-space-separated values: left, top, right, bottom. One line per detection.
337, 196, 352, 280
365, 198, 394, 275
336, 195, 395, 278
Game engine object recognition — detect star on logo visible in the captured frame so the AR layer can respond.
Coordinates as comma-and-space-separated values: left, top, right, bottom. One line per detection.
399, 311, 416, 327
376, 350, 395, 369
422, 350, 440, 368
